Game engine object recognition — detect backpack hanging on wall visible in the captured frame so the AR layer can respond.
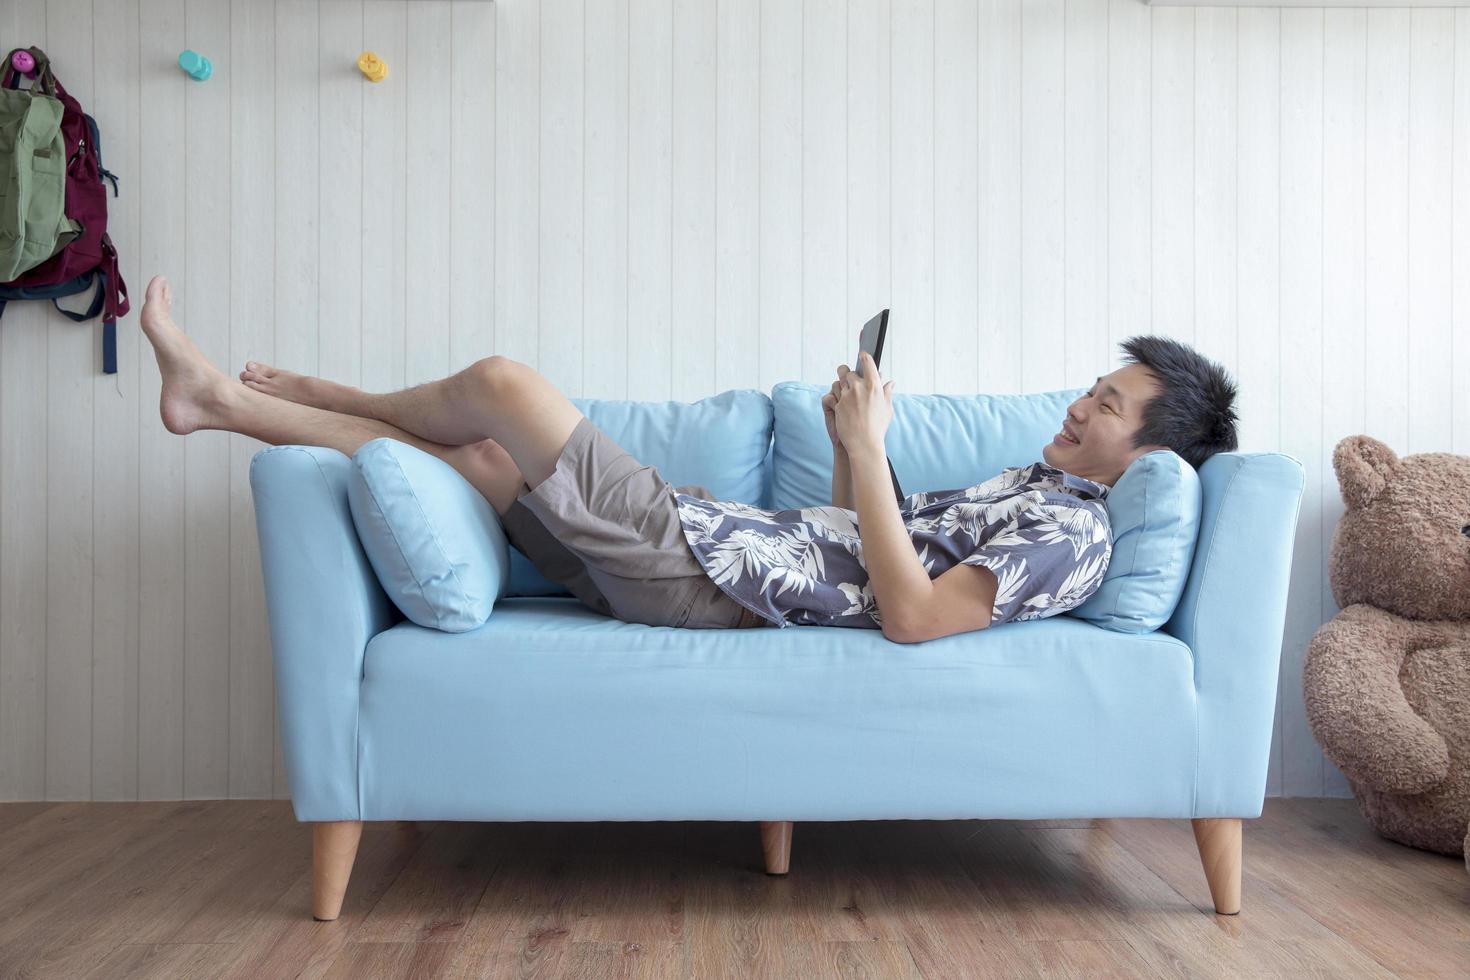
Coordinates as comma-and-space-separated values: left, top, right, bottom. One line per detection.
0, 46, 128, 373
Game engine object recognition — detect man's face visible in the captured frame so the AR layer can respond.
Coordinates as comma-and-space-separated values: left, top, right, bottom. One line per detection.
1041, 363, 1169, 487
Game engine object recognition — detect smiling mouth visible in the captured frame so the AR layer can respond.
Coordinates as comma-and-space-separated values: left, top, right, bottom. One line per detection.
1056, 427, 1079, 446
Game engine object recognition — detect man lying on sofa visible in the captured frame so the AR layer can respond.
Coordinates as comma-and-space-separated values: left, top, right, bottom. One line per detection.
138, 273, 1239, 643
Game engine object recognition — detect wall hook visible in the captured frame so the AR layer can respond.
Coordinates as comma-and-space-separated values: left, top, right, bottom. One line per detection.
178, 49, 212, 81
357, 51, 387, 83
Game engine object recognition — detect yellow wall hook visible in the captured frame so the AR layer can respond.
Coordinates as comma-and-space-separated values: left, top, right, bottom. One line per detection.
357, 51, 387, 83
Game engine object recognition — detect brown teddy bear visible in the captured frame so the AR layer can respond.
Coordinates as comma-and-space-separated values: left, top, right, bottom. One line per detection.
1302, 435, 1470, 874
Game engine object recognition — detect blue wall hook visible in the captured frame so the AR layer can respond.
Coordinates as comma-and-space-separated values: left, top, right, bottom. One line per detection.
178, 49, 212, 81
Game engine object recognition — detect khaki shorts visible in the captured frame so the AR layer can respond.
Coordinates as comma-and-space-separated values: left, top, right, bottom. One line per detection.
498, 415, 773, 630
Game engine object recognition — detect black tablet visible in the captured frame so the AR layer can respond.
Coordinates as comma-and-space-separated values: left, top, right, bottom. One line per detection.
852, 309, 904, 506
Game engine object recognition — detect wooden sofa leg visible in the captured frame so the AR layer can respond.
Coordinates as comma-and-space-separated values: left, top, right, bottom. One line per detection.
313, 820, 364, 921
760, 821, 792, 875
1191, 817, 1242, 915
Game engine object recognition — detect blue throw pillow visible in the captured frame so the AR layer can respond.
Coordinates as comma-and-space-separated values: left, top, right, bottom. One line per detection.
347, 438, 512, 632
1068, 449, 1202, 633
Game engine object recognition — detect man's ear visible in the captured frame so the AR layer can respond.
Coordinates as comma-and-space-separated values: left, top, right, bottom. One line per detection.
1333, 435, 1399, 510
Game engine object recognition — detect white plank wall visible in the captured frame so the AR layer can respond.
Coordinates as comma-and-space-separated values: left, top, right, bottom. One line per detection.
0, 0, 1465, 801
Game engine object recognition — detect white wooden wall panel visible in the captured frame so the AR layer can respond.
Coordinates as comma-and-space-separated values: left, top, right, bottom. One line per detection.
1, 0, 1466, 801
1021, 0, 1065, 394
803, 0, 846, 388
977, 0, 1018, 394
1408, 11, 1455, 458
935, 0, 978, 397
406, 1, 451, 387
361, 1, 406, 394
1106, 0, 1149, 383
540, 0, 582, 395
1151, 7, 1192, 350
627, 0, 669, 398
758, 0, 801, 393
1367, 11, 1412, 455
1193, 8, 1236, 383
583, 0, 624, 398
671, 0, 713, 401
890, 0, 933, 393
846, 0, 889, 402
1064, 0, 1108, 391
717, 0, 759, 395
318, 0, 363, 389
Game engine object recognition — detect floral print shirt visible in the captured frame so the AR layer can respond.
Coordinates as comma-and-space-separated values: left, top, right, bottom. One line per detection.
670, 462, 1112, 631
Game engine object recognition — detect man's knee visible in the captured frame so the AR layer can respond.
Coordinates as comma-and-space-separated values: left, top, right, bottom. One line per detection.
442, 438, 523, 512
450, 436, 513, 469
467, 354, 524, 395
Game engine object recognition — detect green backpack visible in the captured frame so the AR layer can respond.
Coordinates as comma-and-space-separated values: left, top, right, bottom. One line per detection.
0, 52, 80, 282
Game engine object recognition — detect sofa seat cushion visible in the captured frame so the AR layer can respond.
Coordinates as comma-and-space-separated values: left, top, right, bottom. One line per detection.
506, 389, 774, 596
347, 437, 511, 632
355, 598, 1201, 821
1070, 449, 1202, 633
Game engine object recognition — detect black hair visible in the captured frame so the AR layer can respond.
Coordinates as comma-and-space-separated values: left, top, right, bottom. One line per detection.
1117, 335, 1240, 470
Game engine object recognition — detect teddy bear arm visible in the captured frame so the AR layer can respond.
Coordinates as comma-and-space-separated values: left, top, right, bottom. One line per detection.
1301, 610, 1451, 795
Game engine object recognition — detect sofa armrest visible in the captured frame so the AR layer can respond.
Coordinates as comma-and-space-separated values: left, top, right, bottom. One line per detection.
1163, 452, 1305, 818
250, 445, 399, 822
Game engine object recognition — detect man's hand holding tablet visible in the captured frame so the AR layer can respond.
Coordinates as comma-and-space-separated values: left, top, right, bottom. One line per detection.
821, 310, 905, 506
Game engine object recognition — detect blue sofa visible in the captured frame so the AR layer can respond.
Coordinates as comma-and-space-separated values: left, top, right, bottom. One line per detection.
250, 382, 1305, 921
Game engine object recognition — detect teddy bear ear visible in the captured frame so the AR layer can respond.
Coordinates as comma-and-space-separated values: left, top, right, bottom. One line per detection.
1333, 435, 1399, 509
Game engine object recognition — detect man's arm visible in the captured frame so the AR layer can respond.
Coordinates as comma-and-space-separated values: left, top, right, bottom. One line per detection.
831, 444, 856, 510
848, 447, 995, 642
833, 350, 995, 642
823, 378, 857, 509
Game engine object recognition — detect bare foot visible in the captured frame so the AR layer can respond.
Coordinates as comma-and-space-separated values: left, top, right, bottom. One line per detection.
140, 275, 233, 435
239, 361, 366, 417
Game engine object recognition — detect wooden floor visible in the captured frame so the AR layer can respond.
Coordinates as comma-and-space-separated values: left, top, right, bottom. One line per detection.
0, 798, 1464, 979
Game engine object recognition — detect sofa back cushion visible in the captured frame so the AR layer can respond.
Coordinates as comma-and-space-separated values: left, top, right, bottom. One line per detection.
769, 381, 1087, 510
1069, 449, 1202, 633
347, 437, 512, 632
505, 388, 774, 596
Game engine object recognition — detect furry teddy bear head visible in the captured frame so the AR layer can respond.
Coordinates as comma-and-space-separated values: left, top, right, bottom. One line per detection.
1329, 435, 1470, 621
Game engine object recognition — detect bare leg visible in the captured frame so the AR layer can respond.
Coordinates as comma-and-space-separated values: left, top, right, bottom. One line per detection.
238, 361, 375, 418
138, 275, 529, 515
238, 352, 583, 491
238, 361, 534, 512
